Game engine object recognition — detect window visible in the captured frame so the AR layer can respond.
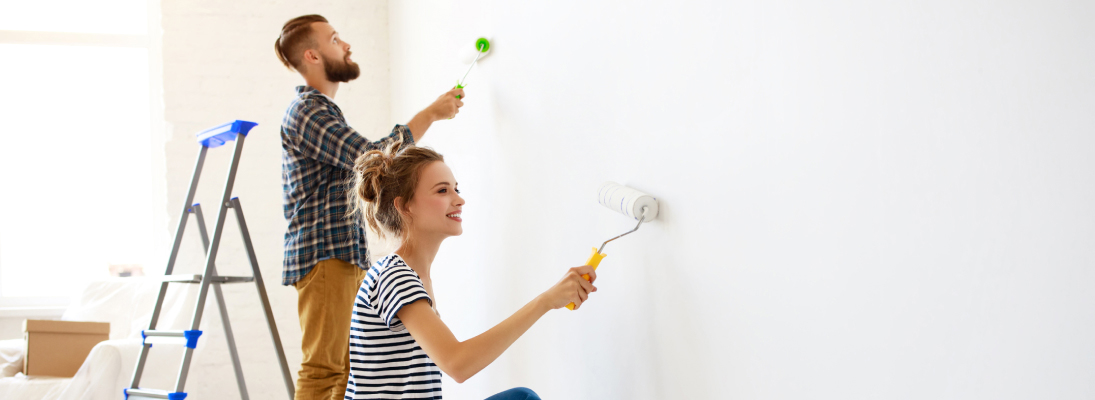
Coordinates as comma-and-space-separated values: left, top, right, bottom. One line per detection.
0, 0, 164, 308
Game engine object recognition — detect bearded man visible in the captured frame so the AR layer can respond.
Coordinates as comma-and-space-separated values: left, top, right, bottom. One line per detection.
274, 14, 464, 400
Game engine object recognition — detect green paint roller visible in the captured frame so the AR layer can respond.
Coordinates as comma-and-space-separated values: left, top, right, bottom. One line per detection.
455, 37, 491, 99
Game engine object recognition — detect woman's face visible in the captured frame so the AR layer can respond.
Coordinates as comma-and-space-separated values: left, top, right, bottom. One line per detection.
403, 161, 464, 239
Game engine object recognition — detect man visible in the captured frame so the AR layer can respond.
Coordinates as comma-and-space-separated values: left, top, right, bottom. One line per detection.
275, 14, 464, 400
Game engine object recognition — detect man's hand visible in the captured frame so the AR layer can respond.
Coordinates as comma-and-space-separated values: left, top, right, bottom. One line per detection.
427, 88, 465, 120
406, 88, 465, 142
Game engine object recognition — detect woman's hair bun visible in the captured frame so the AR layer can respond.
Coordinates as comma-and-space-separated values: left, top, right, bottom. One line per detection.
353, 145, 396, 203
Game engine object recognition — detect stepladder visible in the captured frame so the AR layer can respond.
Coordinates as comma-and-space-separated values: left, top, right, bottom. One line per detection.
125, 121, 294, 400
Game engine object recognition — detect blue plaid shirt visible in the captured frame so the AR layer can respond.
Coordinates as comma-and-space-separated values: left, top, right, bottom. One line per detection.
280, 86, 414, 285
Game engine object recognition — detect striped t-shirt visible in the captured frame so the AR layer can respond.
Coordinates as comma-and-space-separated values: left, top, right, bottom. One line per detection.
347, 254, 442, 399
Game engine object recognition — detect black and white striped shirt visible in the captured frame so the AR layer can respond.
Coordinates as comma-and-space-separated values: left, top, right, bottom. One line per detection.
347, 254, 442, 399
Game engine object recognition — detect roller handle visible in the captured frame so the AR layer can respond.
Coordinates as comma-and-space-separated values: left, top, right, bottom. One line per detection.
455, 39, 488, 100
566, 248, 607, 310
449, 83, 465, 120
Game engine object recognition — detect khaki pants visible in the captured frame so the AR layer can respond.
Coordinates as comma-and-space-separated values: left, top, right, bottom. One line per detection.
294, 258, 367, 400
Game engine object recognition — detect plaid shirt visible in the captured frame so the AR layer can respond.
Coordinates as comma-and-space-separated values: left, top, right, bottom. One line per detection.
280, 85, 414, 285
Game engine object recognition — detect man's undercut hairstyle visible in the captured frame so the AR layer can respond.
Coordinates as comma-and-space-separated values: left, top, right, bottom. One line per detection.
275, 14, 328, 71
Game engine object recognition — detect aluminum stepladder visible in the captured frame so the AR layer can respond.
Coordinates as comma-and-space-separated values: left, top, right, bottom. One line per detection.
126, 120, 294, 400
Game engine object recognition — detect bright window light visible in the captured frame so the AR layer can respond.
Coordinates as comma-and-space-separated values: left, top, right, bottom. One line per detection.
0, 44, 154, 299
0, 0, 148, 35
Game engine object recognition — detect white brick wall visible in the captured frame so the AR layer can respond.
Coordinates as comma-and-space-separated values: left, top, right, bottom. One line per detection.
159, 1, 389, 398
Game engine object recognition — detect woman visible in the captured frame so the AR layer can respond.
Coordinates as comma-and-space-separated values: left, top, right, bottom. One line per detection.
346, 143, 597, 399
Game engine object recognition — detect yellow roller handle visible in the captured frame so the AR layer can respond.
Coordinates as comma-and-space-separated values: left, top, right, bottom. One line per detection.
566, 248, 607, 310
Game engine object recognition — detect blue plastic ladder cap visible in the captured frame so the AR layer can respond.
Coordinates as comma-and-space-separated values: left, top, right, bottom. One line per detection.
233, 120, 258, 136
123, 388, 186, 400
140, 330, 153, 348
184, 330, 203, 349
195, 120, 258, 148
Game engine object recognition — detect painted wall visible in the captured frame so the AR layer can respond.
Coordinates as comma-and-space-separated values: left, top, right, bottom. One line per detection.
388, 1, 1095, 399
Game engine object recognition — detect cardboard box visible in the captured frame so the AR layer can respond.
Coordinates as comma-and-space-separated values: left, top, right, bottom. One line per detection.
23, 319, 110, 377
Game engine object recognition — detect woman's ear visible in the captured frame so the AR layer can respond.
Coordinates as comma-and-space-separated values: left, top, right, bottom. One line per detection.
394, 196, 415, 230
394, 196, 408, 217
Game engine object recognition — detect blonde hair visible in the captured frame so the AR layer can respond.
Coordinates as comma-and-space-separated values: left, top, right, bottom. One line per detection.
351, 141, 445, 243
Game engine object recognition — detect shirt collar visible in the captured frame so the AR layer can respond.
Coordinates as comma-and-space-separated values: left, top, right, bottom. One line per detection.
295, 85, 336, 103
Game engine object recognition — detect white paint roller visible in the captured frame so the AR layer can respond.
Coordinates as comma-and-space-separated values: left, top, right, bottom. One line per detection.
597, 182, 659, 222
567, 182, 660, 310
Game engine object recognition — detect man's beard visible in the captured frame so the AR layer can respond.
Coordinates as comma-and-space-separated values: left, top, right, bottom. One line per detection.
323, 53, 360, 83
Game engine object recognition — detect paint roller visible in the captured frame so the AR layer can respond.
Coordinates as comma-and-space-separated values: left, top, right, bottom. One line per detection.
567, 182, 660, 310
454, 37, 491, 99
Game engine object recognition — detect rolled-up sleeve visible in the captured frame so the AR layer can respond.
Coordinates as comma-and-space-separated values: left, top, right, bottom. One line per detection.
288, 100, 415, 170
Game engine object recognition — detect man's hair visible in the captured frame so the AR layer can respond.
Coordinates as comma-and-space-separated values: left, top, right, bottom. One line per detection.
275, 14, 328, 71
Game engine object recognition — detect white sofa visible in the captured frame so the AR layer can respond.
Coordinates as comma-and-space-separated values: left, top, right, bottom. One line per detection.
0, 277, 199, 400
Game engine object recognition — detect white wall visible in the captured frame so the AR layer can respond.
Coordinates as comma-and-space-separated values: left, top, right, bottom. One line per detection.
388, 1, 1095, 399
158, 0, 390, 398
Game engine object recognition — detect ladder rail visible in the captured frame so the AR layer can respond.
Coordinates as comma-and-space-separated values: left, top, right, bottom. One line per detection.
193, 205, 251, 400
130, 145, 208, 390
175, 133, 247, 394
231, 197, 296, 399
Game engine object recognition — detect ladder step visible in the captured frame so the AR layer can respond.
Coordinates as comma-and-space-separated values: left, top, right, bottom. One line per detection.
161, 274, 202, 283
210, 275, 255, 283
142, 329, 203, 348
124, 387, 188, 400
161, 274, 254, 284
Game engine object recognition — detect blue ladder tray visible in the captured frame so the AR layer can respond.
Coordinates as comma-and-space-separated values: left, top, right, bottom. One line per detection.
195, 120, 257, 148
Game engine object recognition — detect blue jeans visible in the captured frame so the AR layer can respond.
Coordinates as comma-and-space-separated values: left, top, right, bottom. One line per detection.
485, 387, 540, 400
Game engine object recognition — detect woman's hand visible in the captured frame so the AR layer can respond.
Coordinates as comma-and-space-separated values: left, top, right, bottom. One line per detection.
539, 266, 598, 310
